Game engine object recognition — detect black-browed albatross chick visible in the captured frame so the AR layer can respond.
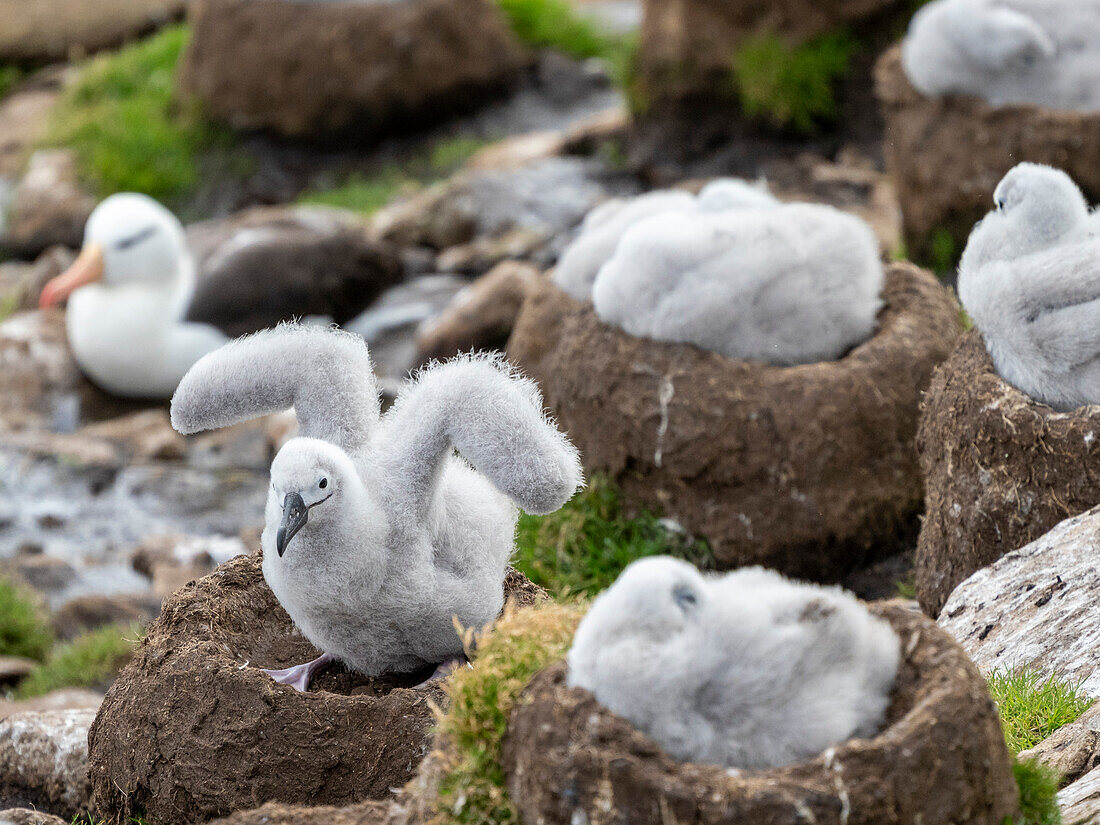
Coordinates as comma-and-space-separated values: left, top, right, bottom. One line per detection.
171, 324, 582, 689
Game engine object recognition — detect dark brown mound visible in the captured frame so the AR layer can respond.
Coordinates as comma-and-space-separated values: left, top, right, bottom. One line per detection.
915, 329, 1100, 617
178, 0, 528, 143
507, 262, 960, 581
503, 602, 1018, 825
87, 552, 544, 825
206, 800, 398, 825
876, 45, 1100, 263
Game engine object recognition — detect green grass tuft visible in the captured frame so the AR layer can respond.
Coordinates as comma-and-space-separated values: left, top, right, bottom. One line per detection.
514, 475, 714, 598
930, 228, 959, 276
42, 25, 238, 204
988, 668, 1094, 755
495, 0, 615, 60
0, 577, 54, 662
731, 31, 855, 133
16, 623, 141, 698
298, 171, 408, 215
298, 135, 488, 215
434, 601, 584, 825
0, 66, 21, 101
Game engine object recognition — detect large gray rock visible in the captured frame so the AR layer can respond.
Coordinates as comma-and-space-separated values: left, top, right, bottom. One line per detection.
1060, 766, 1100, 825
178, 0, 528, 141
938, 506, 1100, 698
0, 0, 185, 63
0, 709, 94, 820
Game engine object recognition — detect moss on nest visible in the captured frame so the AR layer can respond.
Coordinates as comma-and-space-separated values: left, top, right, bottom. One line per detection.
431, 601, 584, 825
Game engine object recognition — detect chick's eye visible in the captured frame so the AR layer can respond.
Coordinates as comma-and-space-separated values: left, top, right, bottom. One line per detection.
996, 198, 1006, 211
319, 478, 328, 489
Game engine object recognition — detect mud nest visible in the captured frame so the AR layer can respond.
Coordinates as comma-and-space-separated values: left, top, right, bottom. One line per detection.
506, 262, 960, 581
876, 45, 1100, 263
915, 329, 1100, 616
503, 602, 1018, 825
88, 552, 544, 825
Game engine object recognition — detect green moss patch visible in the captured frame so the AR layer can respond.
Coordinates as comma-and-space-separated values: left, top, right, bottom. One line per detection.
0, 577, 53, 662
433, 601, 584, 825
731, 31, 855, 133
514, 475, 714, 598
16, 622, 141, 698
42, 25, 241, 204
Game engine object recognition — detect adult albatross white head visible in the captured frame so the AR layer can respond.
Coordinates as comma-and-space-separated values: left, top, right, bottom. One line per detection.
39, 192, 227, 399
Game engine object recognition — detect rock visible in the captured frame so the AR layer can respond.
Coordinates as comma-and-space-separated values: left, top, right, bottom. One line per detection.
0, 247, 76, 315
507, 262, 960, 580
914, 330, 1100, 617
1061, 766, 1100, 825
0, 691, 102, 723
504, 601, 1018, 825
178, 0, 528, 142
0, 808, 68, 825
0, 310, 141, 434
1019, 705, 1100, 787
372, 157, 622, 252
0, 556, 75, 595
876, 44, 1100, 263
130, 533, 248, 599
89, 551, 543, 825
1, 410, 187, 474
0, 68, 67, 179
0, 659, 33, 690
78, 409, 186, 461
435, 227, 547, 276
206, 800, 399, 825
416, 261, 540, 363
51, 594, 159, 642
466, 131, 568, 173
0, 709, 94, 820
3, 150, 96, 259
938, 505, 1100, 699
343, 274, 468, 379
184, 205, 405, 338
0, 0, 185, 63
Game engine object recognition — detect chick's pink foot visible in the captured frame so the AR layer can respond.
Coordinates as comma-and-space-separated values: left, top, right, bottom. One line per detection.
263, 651, 334, 691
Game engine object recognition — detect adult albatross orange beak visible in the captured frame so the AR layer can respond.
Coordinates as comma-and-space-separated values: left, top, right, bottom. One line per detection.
39, 243, 105, 309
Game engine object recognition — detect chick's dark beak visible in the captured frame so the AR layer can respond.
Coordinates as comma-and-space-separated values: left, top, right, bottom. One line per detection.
277, 492, 308, 557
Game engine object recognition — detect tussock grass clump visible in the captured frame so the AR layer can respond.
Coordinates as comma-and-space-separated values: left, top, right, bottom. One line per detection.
433, 601, 584, 825
731, 31, 855, 133
988, 668, 1092, 825
988, 668, 1094, 754
43, 25, 238, 203
16, 622, 142, 698
514, 474, 714, 598
0, 577, 54, 662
